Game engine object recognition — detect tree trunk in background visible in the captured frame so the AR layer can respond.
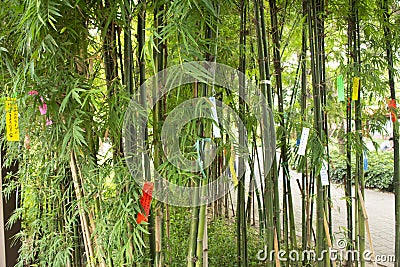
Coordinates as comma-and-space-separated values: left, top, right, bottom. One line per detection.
0, 152, 5, 267
0, 145, 21, 267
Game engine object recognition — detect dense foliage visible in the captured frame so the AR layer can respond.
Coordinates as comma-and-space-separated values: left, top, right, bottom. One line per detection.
331, 149, 395, 192
0, 0, 399, 266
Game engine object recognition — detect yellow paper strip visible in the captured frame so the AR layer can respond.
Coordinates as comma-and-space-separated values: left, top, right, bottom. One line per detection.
352, 77, 360, 100
229, 148, 238, 187
5, 98, 20, 141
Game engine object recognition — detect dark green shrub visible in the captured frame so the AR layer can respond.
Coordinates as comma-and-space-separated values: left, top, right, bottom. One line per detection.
165, 207, 262, 266
364, 152, 394, 192
330, 149, 394, 192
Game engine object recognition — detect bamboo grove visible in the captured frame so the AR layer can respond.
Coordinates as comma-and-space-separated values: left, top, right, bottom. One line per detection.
0, 0, 399, 266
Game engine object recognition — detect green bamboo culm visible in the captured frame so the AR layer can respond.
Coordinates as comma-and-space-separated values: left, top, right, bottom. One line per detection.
300, 0, 309, 255
152, 1, 166, 265
136, 1, 156, 265
317, 0, 333, 264
349, 0, 365, 265
187, 188, 200, 267
345, 0, 354, 262
307, 0, 326, 266
195, 17, 218, 267
252, 2, 275, 265
122, 0, 133, 95
268, 0, 293, 265
187, 190, 200, 267
195, 182, 207, 267
380, 0, 400, 266
195, 138, 209, 267
316, 0, 332, 245
122, 0, 135, 261
187, 83, 201, 267
237, 0, 248, 266
256, 0, 281, 262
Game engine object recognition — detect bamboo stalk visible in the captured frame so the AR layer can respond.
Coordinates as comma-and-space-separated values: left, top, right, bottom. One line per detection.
345, 3, 354, 262
252, 3, 275, 264
349, 1, 365, 266
123, 0, 133, 95
285, 168, 297, 266
300, 0, 308, 254
323, 211, 336, 267
258, 0, 280, 254
165, 202, 171, 265
187, 190, 200, 267
151, 1, 165, 265
356, 19, 366, 267
307, 1, 326, 265
102, 0, 118, 95
137, 2, 155, 265
0, 148, 6, 267
196, 178, 208, 267
357, 188, 378, 267
381, 1, 400, 266
316, 0, 332, 242
117, 26, 124, 85
274, 227, 281, 267
75, 155, 106, 267
268, 0, 292, 263
188, 82, 201, 267
246, 159, 254, 224
203, 207, 209, 267
237, 0, 248, 265
155, 206, 163, 266
70, 151, 94, 267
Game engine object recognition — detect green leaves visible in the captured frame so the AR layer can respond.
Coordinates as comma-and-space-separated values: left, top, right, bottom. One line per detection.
331, 149, 395, 192
59, 85, 84, 114
72, 119, 88, 148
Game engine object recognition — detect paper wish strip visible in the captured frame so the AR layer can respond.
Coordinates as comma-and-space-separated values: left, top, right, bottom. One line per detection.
5, 98, 20, 142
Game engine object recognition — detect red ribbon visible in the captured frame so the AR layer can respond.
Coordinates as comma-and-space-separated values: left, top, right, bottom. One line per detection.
388, 99, 397, 122
136, 182, 154, 224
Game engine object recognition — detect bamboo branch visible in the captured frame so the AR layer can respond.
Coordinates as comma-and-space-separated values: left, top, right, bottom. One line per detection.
357, 188, 377, 267
75, 153, 106, 267
323, 210, 336, 267
70, 151, 94, 267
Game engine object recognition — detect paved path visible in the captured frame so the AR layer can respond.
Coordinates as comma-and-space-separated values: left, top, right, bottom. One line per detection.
286, 170, 395, 267
231, 164, 396, 266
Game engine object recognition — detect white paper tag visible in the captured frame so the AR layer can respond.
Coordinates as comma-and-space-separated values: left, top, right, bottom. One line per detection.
320, 160, 329, 186
209, 97, 221, 138
260, 80, 271, 85
297, 127, 310, 156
